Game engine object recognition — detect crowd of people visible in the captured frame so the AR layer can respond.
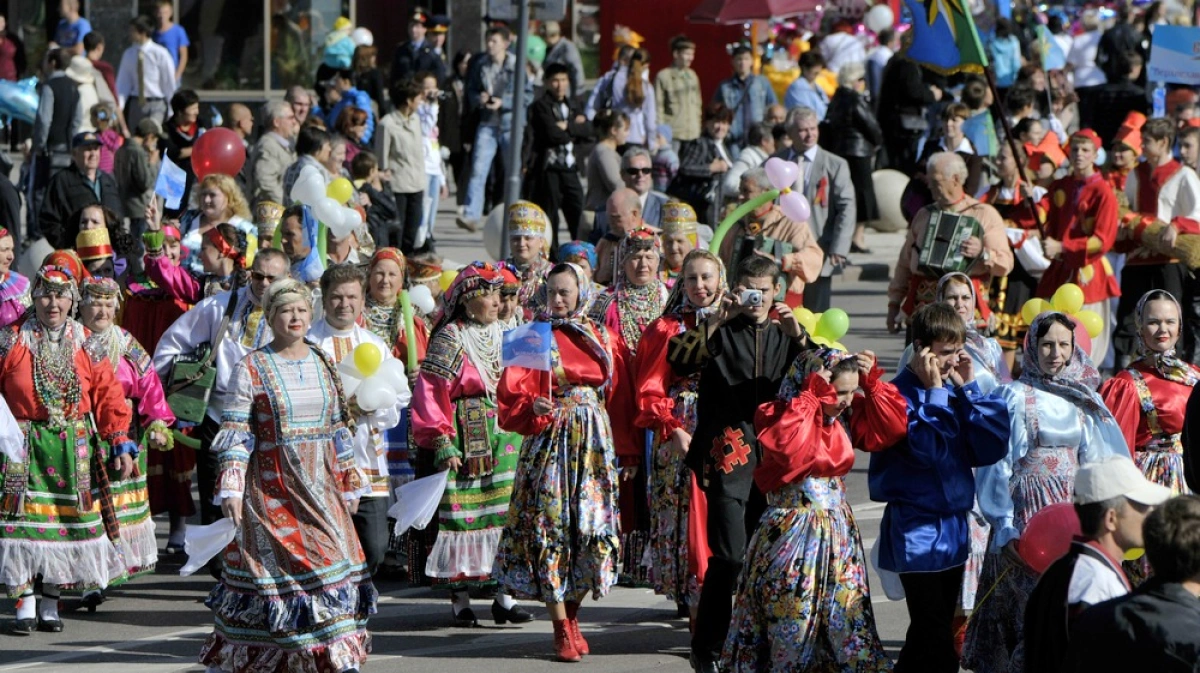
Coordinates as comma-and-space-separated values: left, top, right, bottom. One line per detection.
0, 3, 1199, 673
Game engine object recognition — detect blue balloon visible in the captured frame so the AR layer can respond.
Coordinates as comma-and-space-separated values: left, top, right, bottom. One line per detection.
0, 78, 40, 124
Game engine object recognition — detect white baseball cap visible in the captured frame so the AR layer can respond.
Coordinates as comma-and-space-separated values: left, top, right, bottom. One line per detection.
1074, 456, 1172, 506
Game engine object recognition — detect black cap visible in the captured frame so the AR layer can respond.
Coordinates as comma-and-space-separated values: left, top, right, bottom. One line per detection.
71, 131, 101, 149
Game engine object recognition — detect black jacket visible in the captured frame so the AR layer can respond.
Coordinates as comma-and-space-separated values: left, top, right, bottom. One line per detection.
670, 135, 728, 218
1063, 579, 1200, 673
39, 163, 122, 249
824, 87, 883, 159
1087, 81, 1150, 148
527, 92, 591, 172
359, 181, 399, 241
391, 41, 448, 86
877, 57, 938, 126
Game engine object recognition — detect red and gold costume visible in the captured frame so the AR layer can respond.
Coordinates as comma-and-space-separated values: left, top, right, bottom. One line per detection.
1036, 171, 1120, 304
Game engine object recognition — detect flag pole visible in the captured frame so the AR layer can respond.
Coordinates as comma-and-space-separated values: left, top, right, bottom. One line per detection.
985, 66, 1046, 239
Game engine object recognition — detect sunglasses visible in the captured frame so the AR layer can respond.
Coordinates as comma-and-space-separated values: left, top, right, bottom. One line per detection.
251, 272, 280, 283
625, 167, 653, 176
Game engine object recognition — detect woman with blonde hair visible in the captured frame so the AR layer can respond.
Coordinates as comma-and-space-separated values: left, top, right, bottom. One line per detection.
587, 47, 657, 150
152, 173, 255, 276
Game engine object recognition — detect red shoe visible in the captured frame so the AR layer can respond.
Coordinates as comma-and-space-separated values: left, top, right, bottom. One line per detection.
953, 614, 968, 658
565, 602, 589, 655
552, 619, 582, 663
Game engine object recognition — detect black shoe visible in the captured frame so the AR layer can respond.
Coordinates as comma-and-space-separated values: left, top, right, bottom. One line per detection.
675, 602, 689, 619
452, 607, 479, 627
80, 591, 105, 613
36, 616, 63, 633
690, 652, 719, 673
491, 600, 533, 625
850, 242, 873, 254
7, 618, 35, 636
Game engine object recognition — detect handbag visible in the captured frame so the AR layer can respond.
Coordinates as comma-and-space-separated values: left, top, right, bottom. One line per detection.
165, 285, 240, 425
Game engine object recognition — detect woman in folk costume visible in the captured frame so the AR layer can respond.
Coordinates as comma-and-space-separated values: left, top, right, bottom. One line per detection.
725, 348, 904, 672
634, 249, 726, 618
1101, 290, 1199, 581
494, 262, 525, 329
76, 277, 174, 609
201, 278, 376, 673
505, 201, 553, 319
659, 201, 700, 288
963, 312, 1130, 673
0, 228, 30, 329
123, 223, 191, 354
557, 241, 605, 293
0, 265, 137, 634
495, 262, 636, 663
411, 262, 532, 627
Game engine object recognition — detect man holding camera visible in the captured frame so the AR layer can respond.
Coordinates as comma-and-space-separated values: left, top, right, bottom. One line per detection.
668, 255, 810, 673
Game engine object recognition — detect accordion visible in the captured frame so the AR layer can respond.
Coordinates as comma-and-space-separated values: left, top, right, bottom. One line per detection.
917, 210, 983, 278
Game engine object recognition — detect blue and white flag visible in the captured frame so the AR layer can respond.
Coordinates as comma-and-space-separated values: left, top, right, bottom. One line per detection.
502, 322, 552, 371
154, 153, 187, 210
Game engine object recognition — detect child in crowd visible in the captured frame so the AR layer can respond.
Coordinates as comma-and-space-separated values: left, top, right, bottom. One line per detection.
143, 222, 249, 304
93, 103, 124, 175
352, 150, 400, 251
653, 124, 680, 193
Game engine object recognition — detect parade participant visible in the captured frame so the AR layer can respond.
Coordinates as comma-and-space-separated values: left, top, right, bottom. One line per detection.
124, 222, 189, 354
169, 173, 256, 275
589, 227, 668, 355
0, 265, 137, 635
558, 240, 599, 285
309, 264, 408, 575
412, 262, 531, 627
725, 348, 903, 672
1035, 129, 1121, 364
1115, 118, 1200, 366
505, 201, 552, 319
718, 167, 823, 309
964, 312, 1130, 673
634, 249, 726, 619
0, 228, 29, 329
495, 262, 524, 328
495, 262, 635, 663
985, 142, 1047, 371
144, 223, 250, 305
658, 201, 698, 288
1024, 456, 1170, 672
1104, 112, 1145, 193
201, 278, 375, 673
76, 277, 173, 606
871, 302, 1009, 673
76, 226, 116, 278
673, 255, 808, 673
887, 152, 1013, 336
153, 249, 289, 525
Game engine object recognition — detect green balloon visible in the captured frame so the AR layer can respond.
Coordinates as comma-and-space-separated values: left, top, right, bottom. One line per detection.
527, 35, 547, 64
815, 308, 850, 341
709, 189, 781, 253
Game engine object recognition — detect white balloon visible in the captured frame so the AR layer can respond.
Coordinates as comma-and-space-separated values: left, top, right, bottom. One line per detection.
326, 207, 357, 239
376, 358, 408, 392
336, 353, 365, 397
357, 377, 395, 412
483, 204, 505, 260
314, 196, 341, 227
291, 166, 325, 206
351, 27, 374, 46
865, 4, 895, 33
408, 284, 436, 315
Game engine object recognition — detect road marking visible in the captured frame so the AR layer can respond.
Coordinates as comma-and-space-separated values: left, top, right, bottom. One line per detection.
0, 625, 211, 671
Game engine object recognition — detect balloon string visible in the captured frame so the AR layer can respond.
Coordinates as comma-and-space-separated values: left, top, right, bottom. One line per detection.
964, 566, 1011, 625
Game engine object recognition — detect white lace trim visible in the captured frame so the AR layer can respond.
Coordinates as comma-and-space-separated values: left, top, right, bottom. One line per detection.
118, 517, 159, 571
0, 536, 126, 591
425, 528, 502, 578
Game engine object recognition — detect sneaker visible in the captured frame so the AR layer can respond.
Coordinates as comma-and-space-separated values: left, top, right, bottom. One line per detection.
455, 216, 479, 233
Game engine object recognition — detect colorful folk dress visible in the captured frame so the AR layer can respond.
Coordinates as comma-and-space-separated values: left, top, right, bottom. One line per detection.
0, 272, 30, 329
495, 323, 636, 603
0, 317, 135, 595
412, 320, 523, 587
199, 346, 376, 673
507, 257, 551, 321
90, 326, 176, 577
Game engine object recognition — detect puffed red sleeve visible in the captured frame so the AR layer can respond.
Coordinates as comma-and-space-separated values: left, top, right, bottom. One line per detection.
1099, 373, 1141, 454
606, 328, 642, 465
753, 372, 855, 493
82, 348, 134, 450
850, 366, 909, 452
633, 317, 683, 435
497, 362, 553, 437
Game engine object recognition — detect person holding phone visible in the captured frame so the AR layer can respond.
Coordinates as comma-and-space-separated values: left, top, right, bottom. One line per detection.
668, 254, 809, 673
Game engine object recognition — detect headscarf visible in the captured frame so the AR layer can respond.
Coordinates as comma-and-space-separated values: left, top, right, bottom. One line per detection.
936, 272, 1007, 382
31, 264, 81, 303
43, 250, 90, 285
1132, 289, 1200, 386
559, 240, 597, 271
662, 248, 727, 319
79, 276, 122, 307
263, 277, 313, 325
287, 205, 324, 283
1020, 312, 1115, 420
370, 247, 407, 277
777, 347, 855, 411
613, 227, 666, 350
433, 261, 504, 335
534, 262, 611, 379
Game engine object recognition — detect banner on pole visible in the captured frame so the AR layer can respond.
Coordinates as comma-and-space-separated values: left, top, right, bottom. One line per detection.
1147, 25, 1200, 85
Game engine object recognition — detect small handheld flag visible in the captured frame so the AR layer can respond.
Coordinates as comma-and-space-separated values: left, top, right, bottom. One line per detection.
502, 322, 552, 371
154, 153, 187, 210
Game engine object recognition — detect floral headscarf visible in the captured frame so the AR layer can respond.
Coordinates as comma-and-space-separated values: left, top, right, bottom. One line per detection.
1021, 312, 1113, 419
559, 240, 597, 270
1132, 289, 1200, 386
663, 249, 727, 318
370, 247, 407, 277
937, 272, 1007, 382
433, 262, 503, 335
534, 262, 610, 381
776, 347, 855, 406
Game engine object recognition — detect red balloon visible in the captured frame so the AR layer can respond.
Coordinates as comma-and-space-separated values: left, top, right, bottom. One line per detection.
1072, 319, 1092, 358
191, 127, 246, 180
1019, 502, 1081, 574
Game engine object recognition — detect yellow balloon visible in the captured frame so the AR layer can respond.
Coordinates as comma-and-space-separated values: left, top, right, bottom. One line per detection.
439, 269, 458, 292
1074, 309, 1104, 339
353, 343, 383, 377
1124, 547, 1145, 561
810, 335, 831, 347
793, 307, 818, 334
1022, 298, 1051, 326
830, 341, 847, 351
327, 177, 354, 205
1052, 283, 1085, 315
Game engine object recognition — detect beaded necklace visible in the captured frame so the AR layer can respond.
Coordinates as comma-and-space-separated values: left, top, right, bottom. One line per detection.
457, 320, 504, 398
616, 281, 665, 352
363, 295, 400, 345
26, 319, 84, 427
88, 326, 127, 374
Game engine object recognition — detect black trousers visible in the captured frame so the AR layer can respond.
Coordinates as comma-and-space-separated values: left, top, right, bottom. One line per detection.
394, 190, 424, 254
352, 496, 389, 574
530, 167, 585, 254
196, 415, 223, 525
895, 565, 965, 673
803, 275, 833, 313
1113, 262, 1189, 364
691, 485, 767, 661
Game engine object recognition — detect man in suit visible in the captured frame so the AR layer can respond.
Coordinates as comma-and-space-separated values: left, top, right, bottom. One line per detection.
528, 63, 591, 254
773, 106, 855, 311
589, 147, 668, 243
391, 9, 446, 86
249, 100, 297, 208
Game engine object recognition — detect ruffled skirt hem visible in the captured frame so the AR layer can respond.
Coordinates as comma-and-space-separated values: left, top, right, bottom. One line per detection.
199, 628, 371, 673
425, 527, 501, 579
0, 535, 126, 596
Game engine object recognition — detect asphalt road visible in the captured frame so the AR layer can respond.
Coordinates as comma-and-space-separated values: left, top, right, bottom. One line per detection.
0, 207, 915, 672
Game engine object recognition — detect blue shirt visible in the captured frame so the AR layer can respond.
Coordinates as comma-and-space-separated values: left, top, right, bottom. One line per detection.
784, 77, 829, 119
153, 24, 190, 68
869, 368, 1009, 573
54, 17, 91, 48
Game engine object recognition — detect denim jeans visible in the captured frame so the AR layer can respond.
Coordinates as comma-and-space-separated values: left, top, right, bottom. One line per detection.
463, 124, 509, 221
417, 173, 443, 249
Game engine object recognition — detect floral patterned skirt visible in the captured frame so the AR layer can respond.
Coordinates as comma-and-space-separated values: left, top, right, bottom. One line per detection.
1126, 443, 1190, 585
649, 388, 706, 606
494, 386, 620, 604
961, 500, 992, 612
723, 477, 892, 673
